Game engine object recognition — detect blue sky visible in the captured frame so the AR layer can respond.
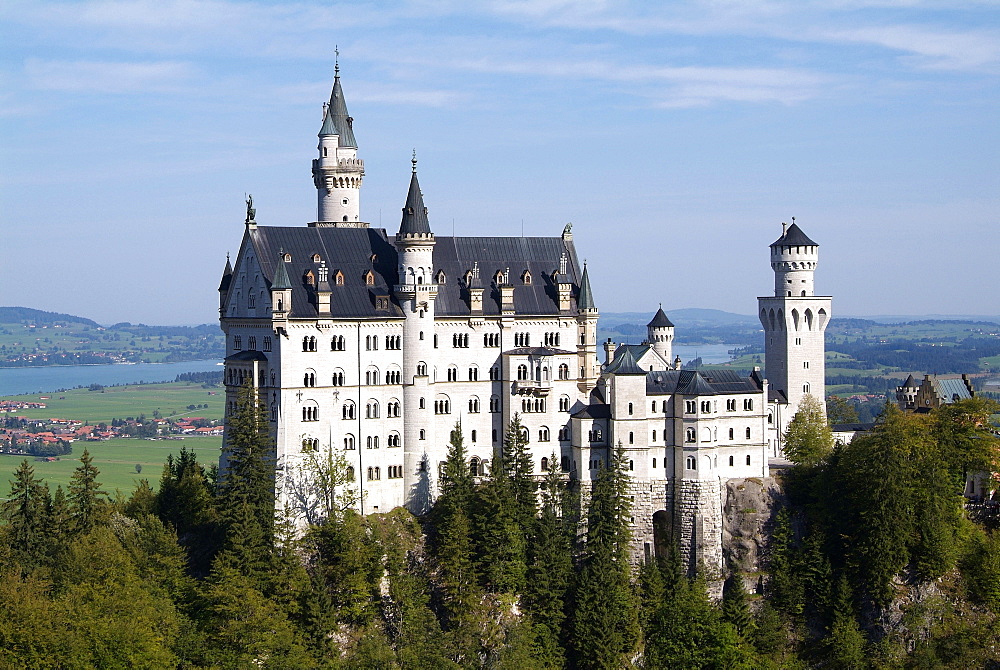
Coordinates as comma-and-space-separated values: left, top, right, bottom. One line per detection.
2, 1, 998, 325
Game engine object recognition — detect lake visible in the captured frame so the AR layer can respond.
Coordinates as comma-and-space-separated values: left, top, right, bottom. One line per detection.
0, 359, 222, 397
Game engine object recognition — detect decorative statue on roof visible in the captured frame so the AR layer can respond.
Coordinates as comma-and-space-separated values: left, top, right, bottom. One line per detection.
563, 222, 572, 236
245, 194, 256, 224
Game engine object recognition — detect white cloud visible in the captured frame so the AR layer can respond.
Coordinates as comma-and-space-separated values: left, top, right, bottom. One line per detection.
825, 24, 1000, 71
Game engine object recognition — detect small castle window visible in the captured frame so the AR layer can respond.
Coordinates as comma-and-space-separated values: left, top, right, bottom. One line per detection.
436, 270, 446, 284
334, 271, 344, 286
312, 254, 321, 263
521, 270, 531, 285
283, 253, 292, 262
303, 270, 315, 286
364, 270, 375, 286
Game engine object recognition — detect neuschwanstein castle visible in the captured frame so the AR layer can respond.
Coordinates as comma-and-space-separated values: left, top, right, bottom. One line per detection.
218, 66, 831, 571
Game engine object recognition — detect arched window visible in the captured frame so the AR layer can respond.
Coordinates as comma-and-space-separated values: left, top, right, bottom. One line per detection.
558, 363, 569, 380
470, 430, 477, 442
729, 455, 734, 466
419, 429, 426, 440
746, 427, 751, 439
342, 401, 355, 420
517, 364, 528, 380
628, 402, 633, 415
629, 460, 634, 471
539, 426, 550, 442
363, 270, 375, 286
346, 466, 355, 481
747, 454, 752, 466
729, 428, 734, 440
470, 457, 481, 477
629, 431, 634, 444
685, 427, 696, 443
686, 455, 696, 470
541, 456, 549, 471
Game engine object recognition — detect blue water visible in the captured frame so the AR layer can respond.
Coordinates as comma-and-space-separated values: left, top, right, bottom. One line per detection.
0, 359, 222, 397
673, 343, 742, 365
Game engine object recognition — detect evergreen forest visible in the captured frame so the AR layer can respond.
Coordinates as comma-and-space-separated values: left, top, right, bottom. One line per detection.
2, 380, 1000, 668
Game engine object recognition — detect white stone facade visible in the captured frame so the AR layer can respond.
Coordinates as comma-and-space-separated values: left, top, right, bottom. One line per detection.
218, 69, 826, 573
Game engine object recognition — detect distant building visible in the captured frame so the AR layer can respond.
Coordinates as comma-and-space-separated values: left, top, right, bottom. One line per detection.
897, 373, 975, 412
217, 66, 828, 572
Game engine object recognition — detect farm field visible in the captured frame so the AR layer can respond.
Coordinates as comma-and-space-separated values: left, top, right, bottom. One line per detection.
1, 381, 225, 424
0, 435, 221, 495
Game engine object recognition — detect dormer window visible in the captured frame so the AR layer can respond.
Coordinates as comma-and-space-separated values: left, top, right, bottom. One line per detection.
303, 270, 315, 286
283, 253, 292, 262
436, 270, 446, 284
521, 270, 532, 285
464, 271, 474, 286
370, 254, 378, 264
364, 270, 375, 286
334, 270, 344, 286
494, 270, 504, 285
311, 254, 321, 263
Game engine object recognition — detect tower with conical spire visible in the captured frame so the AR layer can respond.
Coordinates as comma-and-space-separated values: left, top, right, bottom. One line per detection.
576, 261, 599, 392
394, 154, 438, 513
645, 305, 675, 363
758, 220, 831, 452
312, 57, 365, 225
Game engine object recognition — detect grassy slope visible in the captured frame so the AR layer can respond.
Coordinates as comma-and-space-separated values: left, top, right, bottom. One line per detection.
1, 381, 225, 494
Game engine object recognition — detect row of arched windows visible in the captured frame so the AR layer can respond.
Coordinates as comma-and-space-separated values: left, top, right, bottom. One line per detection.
302, 336, 317, 351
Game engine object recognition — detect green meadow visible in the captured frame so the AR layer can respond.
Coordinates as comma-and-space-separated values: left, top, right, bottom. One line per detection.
1, 381, 226, 424
1, 381, 225, 495
0, 436, 221, 496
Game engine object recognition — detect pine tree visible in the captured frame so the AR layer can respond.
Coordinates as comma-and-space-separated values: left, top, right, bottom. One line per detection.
217, 378, 276, 579
824, 576, 867, 669
571, 443, 639, 669
722, 573, 754, 637
500, 413, 537, 532
525, 455, 572, 666
2, 460, 51, 572
67, 448, 107, 534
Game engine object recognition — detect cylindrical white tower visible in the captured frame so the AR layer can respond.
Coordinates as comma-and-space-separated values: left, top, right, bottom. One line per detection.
646, 306, 674, 363
312, 64, 364, 224
771, 220, 818, 297
394, 158, 438, 513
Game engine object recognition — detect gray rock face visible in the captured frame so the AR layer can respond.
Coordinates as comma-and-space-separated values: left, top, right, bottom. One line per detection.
722, 477, 786, 582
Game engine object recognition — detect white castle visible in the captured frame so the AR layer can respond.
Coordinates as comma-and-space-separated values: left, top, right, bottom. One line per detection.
218, 67, 831, 571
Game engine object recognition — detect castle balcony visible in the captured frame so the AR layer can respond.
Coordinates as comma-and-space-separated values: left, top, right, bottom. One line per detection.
394, 283, 439, 298
512, 379, 551, 396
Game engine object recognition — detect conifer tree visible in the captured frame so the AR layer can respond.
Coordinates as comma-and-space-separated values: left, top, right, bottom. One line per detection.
571, 443, 639, 669
68, 448, 107, 534
722, 573, 754, 637
501, 413, 536, 531
2, 460, 51, 572
824, 576, 867, 669
525, 454, 572, 666
217, 377, 276, 578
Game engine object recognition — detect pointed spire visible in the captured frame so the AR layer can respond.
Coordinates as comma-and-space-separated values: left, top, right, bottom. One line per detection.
318, 57, 357, 147
647, 305, 674, 329
218, 253, 233, 292
398, 154, 431, 235
578, 262, 595, 310
271, 251, 292, 290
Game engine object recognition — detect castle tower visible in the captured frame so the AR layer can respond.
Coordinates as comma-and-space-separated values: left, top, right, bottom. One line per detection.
394, 156, 438, 513
312, 62, 364, 224
896, 374, 918, 411
576, 262, 600, 392
758, 220, 831, 433
646, 306, 674, 363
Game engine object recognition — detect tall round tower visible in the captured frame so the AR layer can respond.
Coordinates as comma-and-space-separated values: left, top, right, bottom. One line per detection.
758, 219, 832, 449
394, 156, 438, 513
312, 62, 364, 224
646, 305, 674, 363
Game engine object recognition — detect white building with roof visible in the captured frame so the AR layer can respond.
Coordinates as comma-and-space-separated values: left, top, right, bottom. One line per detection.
218, 66, 827, 572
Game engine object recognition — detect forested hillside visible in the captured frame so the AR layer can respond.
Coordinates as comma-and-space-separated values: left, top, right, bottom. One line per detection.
2, 382, 999, 667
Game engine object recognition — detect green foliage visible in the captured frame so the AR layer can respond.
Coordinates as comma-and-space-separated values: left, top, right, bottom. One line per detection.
67, 448, 107, 534
827, 395, 860, 425
571, 443, 639, 669
2, 460, 52, 573
783, 394, 835, 467
722, 574, 754, 637
961, 529, 1000, 612
823, 576, 867, 670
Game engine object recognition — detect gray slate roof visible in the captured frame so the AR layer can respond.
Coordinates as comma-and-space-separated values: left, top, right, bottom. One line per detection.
935, 378, 973, 403
643, 368, 764, 396
605, 346, 645, 375
319, 70, 357, 147
771, 222, 818, 247
244, 226, 588, 319
647, 307, 674, 328
577, 264, 595, 310
399, 170, 431, 235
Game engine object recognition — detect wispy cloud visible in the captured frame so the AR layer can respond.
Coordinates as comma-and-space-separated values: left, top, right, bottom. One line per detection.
825, 24, 1000, 71
24, 59, 196, 93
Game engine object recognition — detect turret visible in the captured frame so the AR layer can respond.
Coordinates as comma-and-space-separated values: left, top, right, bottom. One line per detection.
645, 305, 674, 363
896, 374, 918, 411
576, 262, 599, 391
218, 254, 233, 316
771, 218, 818, 297
270, 251, 292, 322
394, 156, 438, 514
312, 60, 364, 224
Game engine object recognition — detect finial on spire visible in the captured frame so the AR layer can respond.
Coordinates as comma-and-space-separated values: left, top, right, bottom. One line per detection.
334, 45, 339, 75
411, 149, 417, 173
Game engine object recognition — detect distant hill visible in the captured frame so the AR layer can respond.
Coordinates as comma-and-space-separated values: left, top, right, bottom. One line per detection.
600, 309, 756, 329
0, 306, 100, 328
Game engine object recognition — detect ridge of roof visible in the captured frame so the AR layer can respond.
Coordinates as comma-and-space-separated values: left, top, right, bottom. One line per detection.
608, 346, 645, 375
771, 222, 818, 247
